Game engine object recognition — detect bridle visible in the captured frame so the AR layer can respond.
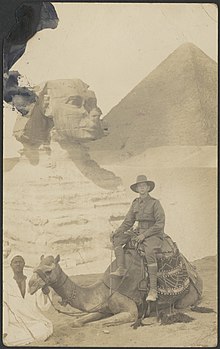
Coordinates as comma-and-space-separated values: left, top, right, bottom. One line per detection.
34, 268, 51, 284
34, 268, 68, 290
33, 267, 84, 317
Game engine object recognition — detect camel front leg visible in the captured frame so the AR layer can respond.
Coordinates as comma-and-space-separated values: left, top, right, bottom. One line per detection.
93, 291, 138, 327
71, 312, 108, 327
91, 311, 136, 327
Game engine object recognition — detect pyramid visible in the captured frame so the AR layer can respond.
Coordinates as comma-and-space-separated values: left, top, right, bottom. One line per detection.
90, 43, 217, 160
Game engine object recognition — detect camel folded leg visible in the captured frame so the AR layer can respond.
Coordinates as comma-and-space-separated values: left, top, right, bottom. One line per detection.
92, 311, 136, 327
71, 312, 108, 327
102, 291, 138, 326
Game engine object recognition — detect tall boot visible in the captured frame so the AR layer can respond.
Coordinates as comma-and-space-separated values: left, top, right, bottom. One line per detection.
146, 263, 158, 301
110, 246, 128, 277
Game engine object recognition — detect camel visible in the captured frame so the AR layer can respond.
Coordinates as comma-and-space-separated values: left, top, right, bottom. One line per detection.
28, 241, 203, 328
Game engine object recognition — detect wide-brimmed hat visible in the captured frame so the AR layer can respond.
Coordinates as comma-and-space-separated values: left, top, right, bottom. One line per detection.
130, 175, 155, 193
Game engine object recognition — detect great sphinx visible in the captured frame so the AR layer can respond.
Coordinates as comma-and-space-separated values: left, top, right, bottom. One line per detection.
10, 78, 122, 190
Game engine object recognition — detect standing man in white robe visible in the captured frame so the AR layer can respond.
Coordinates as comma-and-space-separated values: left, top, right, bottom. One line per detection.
3, 255, 53, 346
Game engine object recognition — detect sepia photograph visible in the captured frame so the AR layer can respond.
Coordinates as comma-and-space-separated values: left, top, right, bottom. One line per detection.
2, 1, 217, 347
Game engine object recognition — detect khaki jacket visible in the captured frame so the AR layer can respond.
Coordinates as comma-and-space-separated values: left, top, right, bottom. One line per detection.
117, 195, 165, 238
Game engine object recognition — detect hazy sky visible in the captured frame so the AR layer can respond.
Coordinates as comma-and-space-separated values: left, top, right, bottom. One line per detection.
13, 3, 217, 115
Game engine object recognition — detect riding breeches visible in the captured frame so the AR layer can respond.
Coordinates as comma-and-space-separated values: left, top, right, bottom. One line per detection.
141, 236, 163, 264
113, 232, 163, 265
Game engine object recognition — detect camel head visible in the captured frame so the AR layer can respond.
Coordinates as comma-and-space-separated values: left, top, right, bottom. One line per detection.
28, 254, 61, 295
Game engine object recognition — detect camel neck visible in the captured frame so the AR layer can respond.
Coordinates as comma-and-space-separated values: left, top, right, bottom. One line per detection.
50, 268, 85, 311
50, 268, 104, 312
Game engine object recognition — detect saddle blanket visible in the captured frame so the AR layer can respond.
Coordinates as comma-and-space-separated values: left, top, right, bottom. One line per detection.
102, 235, 202, 305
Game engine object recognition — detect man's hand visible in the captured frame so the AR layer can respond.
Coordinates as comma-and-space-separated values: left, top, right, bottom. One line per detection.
134, 233, 145, 243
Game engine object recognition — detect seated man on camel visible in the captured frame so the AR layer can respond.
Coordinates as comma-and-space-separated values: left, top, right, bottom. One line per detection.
110, 175, 165, 302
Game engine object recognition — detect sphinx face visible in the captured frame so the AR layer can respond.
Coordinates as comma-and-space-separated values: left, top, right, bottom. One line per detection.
39, 79, 105, 142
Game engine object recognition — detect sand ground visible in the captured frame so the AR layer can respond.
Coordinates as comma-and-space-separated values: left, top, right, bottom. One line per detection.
3, 144, 217, 347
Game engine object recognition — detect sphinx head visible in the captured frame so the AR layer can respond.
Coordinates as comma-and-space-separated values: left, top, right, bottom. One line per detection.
37, 79, 106, 142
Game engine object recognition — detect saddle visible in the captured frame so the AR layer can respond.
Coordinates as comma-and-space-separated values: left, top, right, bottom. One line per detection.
103, 232, 200, 306
125, 233, 191, 303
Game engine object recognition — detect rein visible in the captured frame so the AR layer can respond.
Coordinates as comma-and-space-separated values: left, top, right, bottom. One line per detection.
46, 293, 89, 317
82, 251, 136, 313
